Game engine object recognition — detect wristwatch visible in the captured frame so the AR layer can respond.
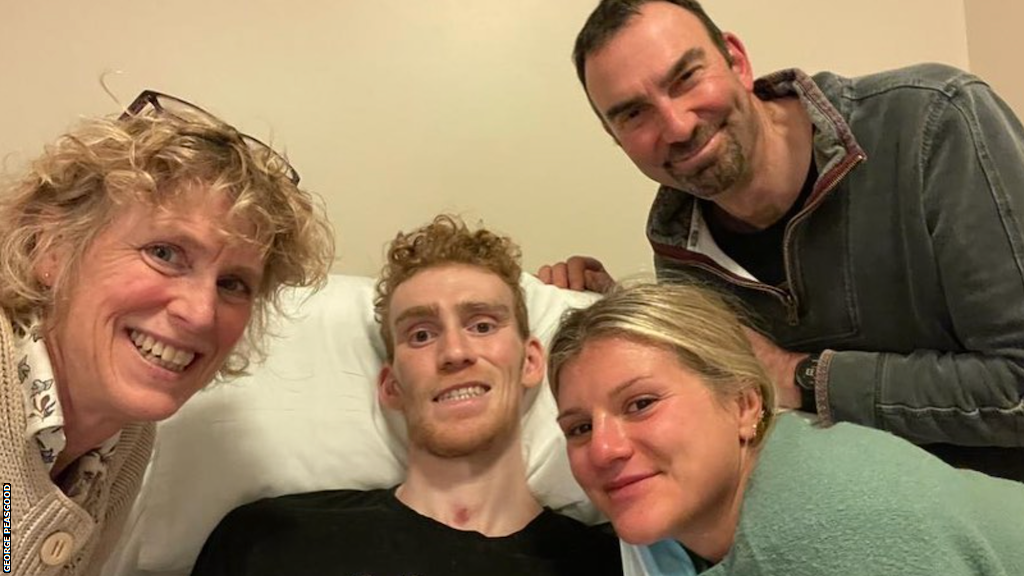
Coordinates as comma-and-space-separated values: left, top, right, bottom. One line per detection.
794, 353, 821, 413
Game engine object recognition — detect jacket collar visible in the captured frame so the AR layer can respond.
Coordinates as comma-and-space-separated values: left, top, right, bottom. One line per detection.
646, 68, 866, 266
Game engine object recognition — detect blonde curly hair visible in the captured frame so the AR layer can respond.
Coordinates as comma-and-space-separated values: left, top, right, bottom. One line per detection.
0, 107, 335, 376
374, 214, 528, 360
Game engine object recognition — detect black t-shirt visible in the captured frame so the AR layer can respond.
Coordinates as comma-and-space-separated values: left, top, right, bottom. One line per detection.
191, 488, 623, 576
703, 159, 818, 287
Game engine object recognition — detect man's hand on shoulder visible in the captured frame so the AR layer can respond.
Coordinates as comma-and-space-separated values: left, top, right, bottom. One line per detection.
743, 327, 809, 410
536, 256, 614, 294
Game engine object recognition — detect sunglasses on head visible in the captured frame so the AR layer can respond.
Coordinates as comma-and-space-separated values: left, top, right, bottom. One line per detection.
120, 90, 300, 185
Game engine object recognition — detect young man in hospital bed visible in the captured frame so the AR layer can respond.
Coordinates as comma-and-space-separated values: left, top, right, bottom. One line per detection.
188, 214, 622, 576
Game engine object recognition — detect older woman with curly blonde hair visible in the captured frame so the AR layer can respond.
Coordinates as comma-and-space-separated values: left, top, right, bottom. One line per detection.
0, 91, 333, 576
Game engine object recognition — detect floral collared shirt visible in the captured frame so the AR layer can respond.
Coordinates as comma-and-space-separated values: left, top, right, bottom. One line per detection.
15, 322, 120, 504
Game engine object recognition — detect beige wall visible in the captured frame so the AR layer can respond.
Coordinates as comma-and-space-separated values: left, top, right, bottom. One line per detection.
0, 1, 969, 278
964, 0, 1024, 117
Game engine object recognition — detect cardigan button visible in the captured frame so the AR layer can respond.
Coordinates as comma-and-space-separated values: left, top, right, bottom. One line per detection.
40, 531, 75, 566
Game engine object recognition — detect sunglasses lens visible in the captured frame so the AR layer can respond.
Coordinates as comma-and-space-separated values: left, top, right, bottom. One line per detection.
241, 135, 300, 185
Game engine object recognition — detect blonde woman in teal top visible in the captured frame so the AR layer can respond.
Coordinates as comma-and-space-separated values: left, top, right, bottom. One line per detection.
548, 283, 1024, 576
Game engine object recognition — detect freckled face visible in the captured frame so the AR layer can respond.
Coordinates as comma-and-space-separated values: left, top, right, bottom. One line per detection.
43, 187, 264, 426
556, 337, 750, 545
379, 264, 544, 458
584, 2, 759, 199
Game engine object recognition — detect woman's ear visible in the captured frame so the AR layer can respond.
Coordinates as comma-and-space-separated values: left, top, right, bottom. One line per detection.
34, 247, 63, 288
32, 221, 71, 288
735, 386, 764, 443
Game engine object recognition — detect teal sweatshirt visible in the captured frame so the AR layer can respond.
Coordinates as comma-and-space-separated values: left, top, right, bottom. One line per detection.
626, 412, 1024, 575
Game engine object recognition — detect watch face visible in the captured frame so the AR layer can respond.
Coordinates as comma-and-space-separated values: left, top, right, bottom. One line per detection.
796, 356, 819, 391
795, 355, 820, 413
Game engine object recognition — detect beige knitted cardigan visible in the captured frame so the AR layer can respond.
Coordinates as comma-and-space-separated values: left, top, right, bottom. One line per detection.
1, 311, 155, 575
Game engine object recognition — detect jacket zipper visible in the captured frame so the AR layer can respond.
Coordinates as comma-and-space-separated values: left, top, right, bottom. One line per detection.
653, 151, 866, 326
780, 152, 866, 324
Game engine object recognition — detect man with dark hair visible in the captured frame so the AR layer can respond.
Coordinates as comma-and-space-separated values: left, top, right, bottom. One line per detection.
192, 215, 622, 576
540, 0, 1024, 480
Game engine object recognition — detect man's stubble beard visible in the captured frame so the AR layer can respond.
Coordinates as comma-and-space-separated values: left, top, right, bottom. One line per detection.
410, 409, 520, 459
665, 122, 748, 200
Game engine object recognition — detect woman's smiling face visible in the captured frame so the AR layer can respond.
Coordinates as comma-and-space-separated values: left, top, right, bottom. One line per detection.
555, 336, 757, 547
42, 186, 264, 426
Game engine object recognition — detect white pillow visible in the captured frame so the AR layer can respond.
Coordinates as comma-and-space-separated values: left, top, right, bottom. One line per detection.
102, 274, 601, 576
